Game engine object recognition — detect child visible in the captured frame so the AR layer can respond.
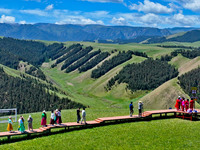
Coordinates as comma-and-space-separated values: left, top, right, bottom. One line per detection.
7, 116, 13, 133
129, 102, 134, 117
50, 110, 54, 126
27, 115, 33, 131
41, 110, 47, 127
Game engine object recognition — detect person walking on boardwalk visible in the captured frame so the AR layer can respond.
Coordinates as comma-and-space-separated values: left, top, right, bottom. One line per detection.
185, 99, 189, 112
27, 115, 33, 131
77, 108, 81, 123
81, 107, 86, 124
7, 116, 13, 133
57, 109, 62, 125
19, 116, 25, 133
175, 96, 181, 110
50, 110, 55, 126
54, 109, 58, 124
41, 110, 47, 127
129, 102, 134, 117
190, 98, 195, 111
138, 101, 143, 117
181, 98, 185, 111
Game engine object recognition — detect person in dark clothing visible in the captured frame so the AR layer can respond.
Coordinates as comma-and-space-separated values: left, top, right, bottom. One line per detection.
77, 108, 81, 123
129, 102, 134, 117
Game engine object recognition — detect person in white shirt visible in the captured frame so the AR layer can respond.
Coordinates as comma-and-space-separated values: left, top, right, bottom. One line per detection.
81, 108, 86, 124
50, 110, 55, 126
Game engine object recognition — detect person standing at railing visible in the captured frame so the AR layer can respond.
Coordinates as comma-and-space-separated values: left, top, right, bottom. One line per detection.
19, 116, 25, 133
41, 110, 47, 127
129, 102, 134, 117
57, 109, 62, 125
181, 98, 185, 111
7, 116, 13, 133
190, 98, 195, 111
50, 110, 55, 126
27, 115, 33, 131
185, 99, 189, 112
138, 101, 143, 117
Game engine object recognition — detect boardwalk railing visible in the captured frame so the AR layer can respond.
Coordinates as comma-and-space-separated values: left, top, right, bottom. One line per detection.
1, 109, 200, 143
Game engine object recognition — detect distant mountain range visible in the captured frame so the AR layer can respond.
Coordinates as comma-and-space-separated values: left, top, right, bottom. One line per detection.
0, 23, 197, 42
147, 29, 200, 43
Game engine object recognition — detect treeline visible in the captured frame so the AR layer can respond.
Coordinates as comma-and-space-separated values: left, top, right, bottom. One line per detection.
52, 44, 82, 67
132, 51, 148, 58
78, 52, 110, 73
25, 66, 46, 81
66, 50, 101, 73
61, 46, 93, 70
160, 48, 200, 62
178, 67, 200, 98
107, 58, 178, 91
157, 45, 194, 49
91, 51, 133, 78
0, 67, 84, 114
0, 37, 65, 69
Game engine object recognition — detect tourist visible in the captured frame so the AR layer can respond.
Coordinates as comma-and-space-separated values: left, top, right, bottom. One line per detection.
54, 109, 58, 124
7, 116, 13, 133
57, 109, 62, 125
50, 110, 54, 126
27, 115, 33, 131
190, 98, 195, 111
129, 102, 134, 117
175, 96, 181, 110
41, 110, 47, 127
138, 101, 143, 117
81, 107, 86, 124
19, 116, 25, 133
181, 98, 185, 111
185, 99, 189, 112
77, 108, 81, 123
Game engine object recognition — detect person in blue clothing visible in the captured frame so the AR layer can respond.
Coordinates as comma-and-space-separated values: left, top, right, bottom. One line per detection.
129, 102, 134, 117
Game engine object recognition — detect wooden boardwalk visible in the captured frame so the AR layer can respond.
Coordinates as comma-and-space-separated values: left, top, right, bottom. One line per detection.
1, 109, 200, 142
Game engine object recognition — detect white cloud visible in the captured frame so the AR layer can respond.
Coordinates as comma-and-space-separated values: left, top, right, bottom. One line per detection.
45, 4, 54, 11
19, 20, 26, 24
0, 8, 12, 14
81, 0, 123, 3
55, 16, 104, 25
183, 0, 200, 11
111, 17, 128, 25
0, 15, 15, 23
129, 0, 174, 14
20, 9, 48, 16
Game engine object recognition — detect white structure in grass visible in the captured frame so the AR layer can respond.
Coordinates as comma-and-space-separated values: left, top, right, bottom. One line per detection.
0, 108, 17, 123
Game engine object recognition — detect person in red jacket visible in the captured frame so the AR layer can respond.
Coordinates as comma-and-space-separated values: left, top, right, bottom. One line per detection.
185, 99, 189, 112
175, 96, 181, 110
190, 98, 195, 111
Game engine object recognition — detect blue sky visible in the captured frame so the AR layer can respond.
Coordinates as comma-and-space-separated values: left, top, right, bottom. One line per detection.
0, 0, 200, 28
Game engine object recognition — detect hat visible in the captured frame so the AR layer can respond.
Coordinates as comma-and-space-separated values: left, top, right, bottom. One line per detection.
139, 101, 142, 103
29, 115, 31, 117
178, 96, 181, 98
43, 110, 45, 113
9, 116, 12, 119
56, 109, 58, 111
